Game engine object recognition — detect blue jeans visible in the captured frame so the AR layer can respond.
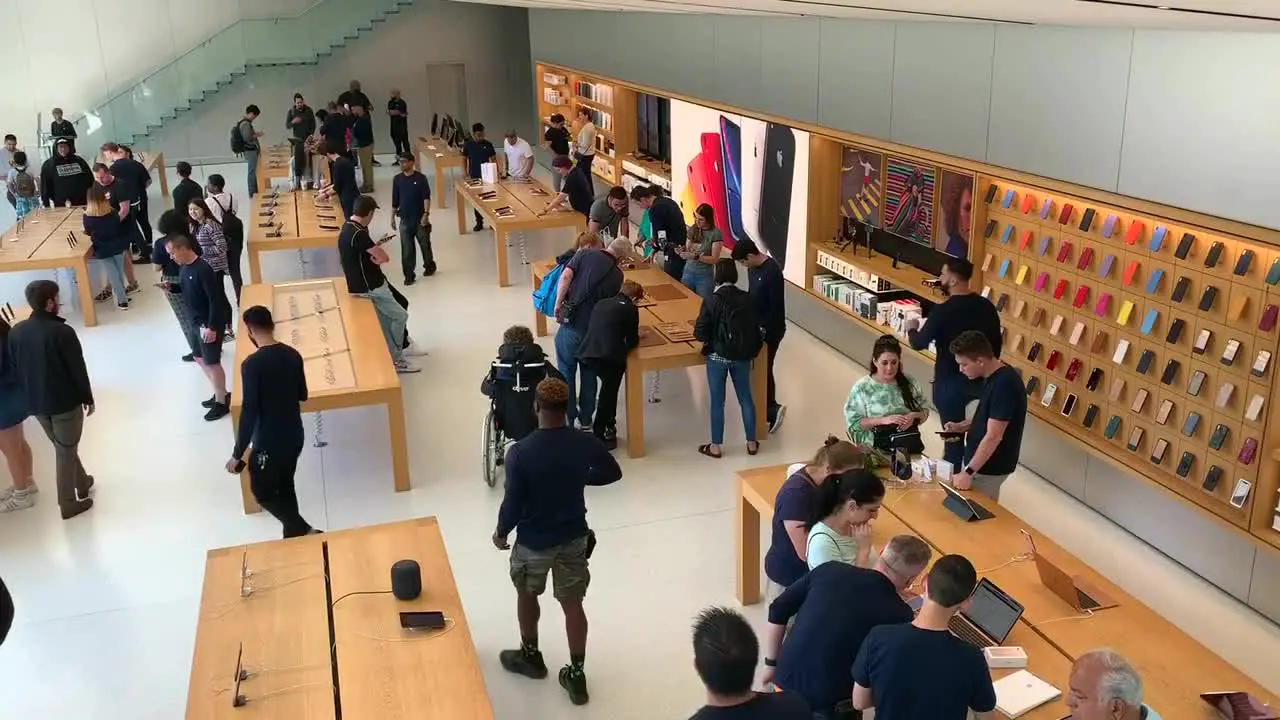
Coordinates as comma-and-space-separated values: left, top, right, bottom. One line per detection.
554, 324, 596, 424
933, 374, 979, 469
244, 150, 259, 197
92, 253, 128, 304
681, 263, 714, 301
707, 355, 756, 444
354, 284, 407, 364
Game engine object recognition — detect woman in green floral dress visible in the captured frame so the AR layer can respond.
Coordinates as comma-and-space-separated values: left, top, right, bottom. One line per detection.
843, 335, 930, 447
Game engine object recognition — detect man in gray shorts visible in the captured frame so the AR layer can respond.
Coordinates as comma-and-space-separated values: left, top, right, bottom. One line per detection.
493, 377, 622, 706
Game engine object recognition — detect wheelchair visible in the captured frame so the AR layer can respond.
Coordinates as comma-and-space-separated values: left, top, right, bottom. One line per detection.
481, 351, 554, 488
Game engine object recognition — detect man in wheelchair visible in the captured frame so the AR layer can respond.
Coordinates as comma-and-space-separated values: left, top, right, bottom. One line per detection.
482, 326, 566, 454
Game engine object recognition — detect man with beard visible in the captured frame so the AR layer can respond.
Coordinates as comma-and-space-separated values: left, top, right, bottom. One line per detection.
40, 139, 92, 208
286, 94, 316, 190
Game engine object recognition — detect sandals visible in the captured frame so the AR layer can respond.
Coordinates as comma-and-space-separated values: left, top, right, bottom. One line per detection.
697, 444, 723, 459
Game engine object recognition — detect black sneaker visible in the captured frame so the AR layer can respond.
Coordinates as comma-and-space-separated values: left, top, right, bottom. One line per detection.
473, 222, 484, 232
204, 402, 230, 421
181, 353, 196, 363
202, 394, 231, 409
60, 497, 93, 520
558, 664, 589, 705
499, 648, 548, 680
404, 276, 416, 286
423, 262, 437, 277
595, 429, 618, 452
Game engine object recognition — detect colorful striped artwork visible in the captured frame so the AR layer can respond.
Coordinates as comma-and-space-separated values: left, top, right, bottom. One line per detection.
883, 157, 936, 247
839, 146, 884, 227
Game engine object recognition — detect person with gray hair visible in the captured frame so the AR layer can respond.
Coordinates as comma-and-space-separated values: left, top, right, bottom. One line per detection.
760, 534, 932, 719
1067, 649, 1163, 720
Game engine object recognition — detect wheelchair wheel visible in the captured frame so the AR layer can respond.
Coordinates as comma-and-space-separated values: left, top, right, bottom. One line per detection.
482, 409, 503, 488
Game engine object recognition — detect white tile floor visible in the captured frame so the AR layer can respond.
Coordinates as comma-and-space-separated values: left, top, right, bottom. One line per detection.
0, 160, 1276, 718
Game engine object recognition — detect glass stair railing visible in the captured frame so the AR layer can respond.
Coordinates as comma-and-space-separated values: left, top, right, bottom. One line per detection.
65, 0, 415, 150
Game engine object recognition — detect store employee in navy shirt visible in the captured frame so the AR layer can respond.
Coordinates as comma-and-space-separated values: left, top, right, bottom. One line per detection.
390, 153, 434, 284
945, 330, 1026, 501
853, 554, 996, 719
732, 238, 787, 432
461, 122, 497, 231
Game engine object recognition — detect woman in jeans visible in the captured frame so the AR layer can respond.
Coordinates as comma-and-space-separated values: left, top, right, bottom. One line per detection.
82, 186, 132, 310
188, 200, 235, 335
680, 203, 722, 301
693, 259, 759, 458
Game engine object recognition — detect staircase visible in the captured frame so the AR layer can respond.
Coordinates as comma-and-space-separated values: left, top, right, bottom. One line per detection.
66, 0, 416, 149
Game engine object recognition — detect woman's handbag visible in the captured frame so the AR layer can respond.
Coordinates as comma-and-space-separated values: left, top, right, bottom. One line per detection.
872, 422, 924, 455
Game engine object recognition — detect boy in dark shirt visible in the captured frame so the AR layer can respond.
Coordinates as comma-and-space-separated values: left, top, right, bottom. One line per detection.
167, 234, 231, 420
541, 155, 594, 218
317, 140, 360, 220
945, 330, 1026, 501
542, 113, 572, 190
390, 153, 434, 284
461, 123, 497, 230
494, 377, 622, 707
226, 305, 318, 538
853, 555, 997, 720
732, 238, 787, 432
171, 161, 204, 214
688, 607, 811, 720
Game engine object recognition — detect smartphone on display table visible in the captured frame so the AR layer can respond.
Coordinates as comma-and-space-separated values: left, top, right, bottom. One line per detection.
699, 132, 732, 251
758, 123, 795, 269
400, 611, 446, 630
719, 117, 748, 249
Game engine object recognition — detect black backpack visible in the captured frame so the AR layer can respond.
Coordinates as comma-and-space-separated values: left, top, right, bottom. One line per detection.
229, 122, 246, 154
714, 288, 764, 361
212, 195, 244, 245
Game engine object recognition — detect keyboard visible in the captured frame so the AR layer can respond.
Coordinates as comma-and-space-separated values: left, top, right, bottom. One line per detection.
948, 615, 994, 648
1076, 589, 1101, 611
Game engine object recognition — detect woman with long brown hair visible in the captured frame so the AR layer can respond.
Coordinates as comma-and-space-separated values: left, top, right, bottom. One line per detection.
844, 335, 929, 451
82, 185, 133, 310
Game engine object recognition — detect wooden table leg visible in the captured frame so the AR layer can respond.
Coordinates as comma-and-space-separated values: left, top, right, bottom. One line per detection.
494, 228, 510, 287
387, 390, 410, 492
751, 344, 768, 440
532, 269, 548, 337
73, 258, 97, 327
248, 248, 263, 284
456, 189, 467, 234
736, 477, 762, 605
229, 404, 262, 514
625, 356, 646, 458
156, 153, 169, 197
437, 165, 447, 209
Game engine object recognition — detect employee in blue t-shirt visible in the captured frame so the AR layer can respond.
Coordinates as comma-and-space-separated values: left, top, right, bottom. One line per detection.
461, 122, 497, 232
943, 330, 1027, 502
390, 153, 434, 284
853, 554, 997, 720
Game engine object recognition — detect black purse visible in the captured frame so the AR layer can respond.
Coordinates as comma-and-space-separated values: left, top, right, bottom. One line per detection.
872, 422, 924, 455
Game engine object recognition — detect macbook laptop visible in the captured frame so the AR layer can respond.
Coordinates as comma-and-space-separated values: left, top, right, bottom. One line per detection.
1201, 691, 1279, 720
947, 577, 1024, 649
993, 670, 1061, 718
1022, 531, 1117, 612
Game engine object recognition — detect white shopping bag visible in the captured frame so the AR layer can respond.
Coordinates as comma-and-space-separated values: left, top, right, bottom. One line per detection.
480, 162, 498, 185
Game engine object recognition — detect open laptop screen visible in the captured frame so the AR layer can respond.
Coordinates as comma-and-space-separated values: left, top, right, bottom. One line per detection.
962, 578, 1024, 644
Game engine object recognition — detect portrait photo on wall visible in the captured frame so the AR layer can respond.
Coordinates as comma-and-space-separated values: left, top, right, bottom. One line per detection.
840, 146, 884, 228
670, 99, 811, 282
936, 169, 974, 259
883, 157, 936, 249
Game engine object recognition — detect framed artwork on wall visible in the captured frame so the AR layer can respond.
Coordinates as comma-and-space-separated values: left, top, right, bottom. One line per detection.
839, 146, 884, 228
937, 168, 975, 259
884, 156, 937, 250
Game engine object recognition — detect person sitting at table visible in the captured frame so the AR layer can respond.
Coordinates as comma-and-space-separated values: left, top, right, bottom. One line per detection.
852, 554, 997, 719
681, 204, 723, 301
806, 468, 885, 570
688, 606, 811, 719
764, 437, 867, 591
693, 260, 761, 459
1066, 650, 1163, 720
843, 335, 929, 452
577, 280, 644, 451
762, 535, 931, 719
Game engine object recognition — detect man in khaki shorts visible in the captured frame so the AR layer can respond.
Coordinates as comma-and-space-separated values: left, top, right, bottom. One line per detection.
493, 377, 622, 706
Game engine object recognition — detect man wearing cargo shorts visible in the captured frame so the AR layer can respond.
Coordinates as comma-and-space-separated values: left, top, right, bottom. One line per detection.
492, 377, 622, 706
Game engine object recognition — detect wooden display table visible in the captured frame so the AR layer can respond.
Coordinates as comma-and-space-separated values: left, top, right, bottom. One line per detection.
244, 191, 343, 284
456, 178, 585, 287
229, 279, 408, 514
186, 517, 492, 719
416, 136, 465, 209
256, 145, 293, 193
734, 465, 1277, 718
0, 208, 97, 327
135, 149, 168, 198
531, 260, 767, 457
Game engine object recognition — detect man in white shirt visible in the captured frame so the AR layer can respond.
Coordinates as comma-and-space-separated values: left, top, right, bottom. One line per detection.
503, 130, 534, 179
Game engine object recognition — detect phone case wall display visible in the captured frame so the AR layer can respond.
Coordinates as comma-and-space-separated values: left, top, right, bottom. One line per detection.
977, 174, 1280, 531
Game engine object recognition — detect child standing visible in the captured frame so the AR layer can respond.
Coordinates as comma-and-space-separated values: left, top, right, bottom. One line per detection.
7, 152, 38, 220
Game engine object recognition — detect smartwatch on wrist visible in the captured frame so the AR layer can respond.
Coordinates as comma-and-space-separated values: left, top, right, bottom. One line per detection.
763, 658, 777, 668
963, 466, 976, 475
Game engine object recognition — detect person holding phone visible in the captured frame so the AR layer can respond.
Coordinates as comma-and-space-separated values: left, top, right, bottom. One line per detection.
681, 204, 723, 301
630, 184, 687, 281
843, 335, 929, 451
167, 234, 231, 420
945, 331, 1026, 501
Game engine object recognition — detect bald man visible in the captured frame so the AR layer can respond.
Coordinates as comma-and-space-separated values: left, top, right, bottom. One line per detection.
1066, 650, 1163, 720
387, 89, 409, 158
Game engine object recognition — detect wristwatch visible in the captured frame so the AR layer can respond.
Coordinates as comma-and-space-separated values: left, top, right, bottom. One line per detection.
963, 466, 976, 475
763, 658, 777, 668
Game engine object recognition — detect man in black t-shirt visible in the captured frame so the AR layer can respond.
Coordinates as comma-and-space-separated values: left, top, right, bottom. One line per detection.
905, 257, 1001, 470
541, 155, 594, 219
853, 555, 997, 720
630, 184, 687, 280
226, 306, 318, 538
945, 330, 1026, 501
350, 105, 376, 192
542, 113, 572, 191
687, 607, 810, 720
461, 122, 497, 231
337, 80, 377, 165
337, 196, 422, 374
317, 140, 360, 220
386, 89, 409, 157
167, 234, 231, 421
101, 142, 153, 260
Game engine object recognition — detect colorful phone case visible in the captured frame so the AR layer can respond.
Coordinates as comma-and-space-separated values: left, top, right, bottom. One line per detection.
1189, 369, 1207, 395
982, 253, 993, 271
1099, 255, 1116, 278
1166, 318, 1185, 344
1086, 367, 1103, 390
1070, 321, 1086, 346
1065, 358, 1083, 381
719, 117, 747, 248
1050, 314, 1065, 335
1238, 437, 1258, 465
1028, 342, 1042, 362
1031, 307, 1046, 327
1020, 230, 1034, 251
1040, 198, 1053, 220
1117, 300, 1135, 325
1058, 204, 1074, 225
1035, 272, 1049, 293
1104, 416, 1122, 439
1077, 247, 1094, 271
1193, 329, 1212, 354
1127, 427, 1145, 452
984, 219, 998, 239
1020, 194, 1035, 214
1091, 330, 1109, 354
1002, 189, 1016, 209
1209, 424, 1229, 450
1175, 233, 1195, 260
1047, 350, 1062, 371
995, 293, 1009, 312
1101, 214, 1118, 238
1259, 304, 1278, 332
1140, 308, 1159, 335
1128, 221, 1148, 246
1145, 268, 1164, 294
1122, 260, 1140, 286
1053, 279, 1068, 300
1000, 224, 1014, 244
1175, 452, 1194, 478
1183, 412, 1201, 437
1016, 265, 1030, 285
1234, 249, 1255, 277
1112, 339, 1130, 364
1079, 208, 1096, 232
1056, 241, 1073, 264
1171, 276, 1191, 303
1266, 259, 1280, 286
984, 184, 998, 204
1037, 235, 1051, 256
1096, 293, 1112, 318
1204, 241, 1224, 268
999, 258, 1011, 278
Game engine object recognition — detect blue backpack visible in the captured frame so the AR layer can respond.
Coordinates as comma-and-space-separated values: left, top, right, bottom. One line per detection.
533, 260, 567, 318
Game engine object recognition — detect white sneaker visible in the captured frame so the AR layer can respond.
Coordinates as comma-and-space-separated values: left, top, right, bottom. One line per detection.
0, 490, 35, 512
394, 360, 422, 374
0, 483, 37, 501
403, 340, 429, 357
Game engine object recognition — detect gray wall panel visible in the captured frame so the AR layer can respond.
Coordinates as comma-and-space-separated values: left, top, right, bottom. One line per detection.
817, 19, 895, 139
759, 18, 822, 123
1250, 545, 1280, 625
1119, 30, 1280, 230
987, 26, 1132, 191
1018, 424, 1088, 502
889, 22, 995, 162
712, 16, 764, 111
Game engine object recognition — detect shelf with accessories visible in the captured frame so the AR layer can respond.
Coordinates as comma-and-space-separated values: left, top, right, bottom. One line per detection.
535, 62, 639, 192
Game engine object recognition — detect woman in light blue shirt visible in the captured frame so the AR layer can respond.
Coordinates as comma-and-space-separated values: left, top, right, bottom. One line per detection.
806, 468, 885, 569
